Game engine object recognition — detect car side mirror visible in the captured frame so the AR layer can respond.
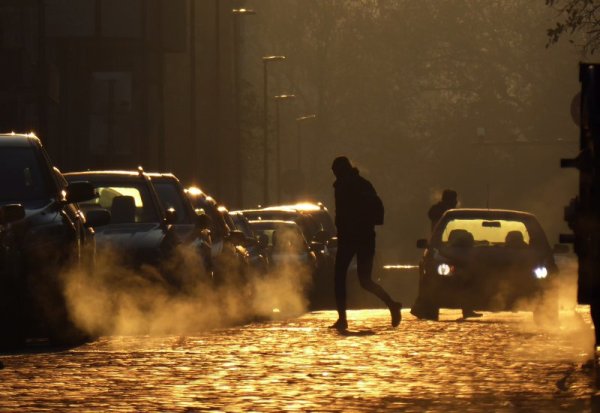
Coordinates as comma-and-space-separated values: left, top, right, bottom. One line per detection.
416, 239, 429, 249
165, 207, 178, 224
0, 204, 25, 225
85, 208, 111, 228
195, 212, 211, 230
310, 241, 325, 253
227, 230, 246, 246
553, 244, 570, 254
66, 181, 97, 204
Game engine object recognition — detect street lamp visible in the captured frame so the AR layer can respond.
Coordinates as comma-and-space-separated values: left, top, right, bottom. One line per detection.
262, 55, 286, 205
231, 8, 256, 208
274, 94, 296, 203
295, 114, 317, 171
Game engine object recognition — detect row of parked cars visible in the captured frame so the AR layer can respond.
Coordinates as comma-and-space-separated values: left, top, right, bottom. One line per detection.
0, 133, 337, 347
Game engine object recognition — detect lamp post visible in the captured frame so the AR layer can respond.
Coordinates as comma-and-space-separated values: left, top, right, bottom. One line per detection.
274, 94, 296, 203
262, 55, 286, 205
232, 8, 255, 208
295, 114, 316, 171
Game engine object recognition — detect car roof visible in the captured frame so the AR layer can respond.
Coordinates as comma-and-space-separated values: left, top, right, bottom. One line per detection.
249, 219, 298, 226
64, 170, 147, 182
145, 172, 179, 182
441, 208, 537, 221
0, 133, 41, 147
263, 202, 328, 212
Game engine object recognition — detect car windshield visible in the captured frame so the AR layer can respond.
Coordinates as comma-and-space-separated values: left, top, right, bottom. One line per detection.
440, 218, 530, 247
231, 214, 254, 238
0, 146, 52, 202
250, 222, 306, 251
153, 181, 191, 224
80, 182, 158, 224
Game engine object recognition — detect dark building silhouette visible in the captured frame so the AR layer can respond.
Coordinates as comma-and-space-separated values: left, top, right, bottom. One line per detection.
0, 0, 243, 204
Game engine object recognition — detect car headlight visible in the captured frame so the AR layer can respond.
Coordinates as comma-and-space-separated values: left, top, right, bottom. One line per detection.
437, 263, 453, 276
533, 266, 548, 279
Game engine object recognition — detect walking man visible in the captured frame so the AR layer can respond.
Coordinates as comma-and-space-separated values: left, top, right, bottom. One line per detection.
330, 156, 401, 330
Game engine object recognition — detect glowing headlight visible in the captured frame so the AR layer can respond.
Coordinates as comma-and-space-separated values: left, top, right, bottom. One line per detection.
437, 263, 452, 276
533, 266, 548, 279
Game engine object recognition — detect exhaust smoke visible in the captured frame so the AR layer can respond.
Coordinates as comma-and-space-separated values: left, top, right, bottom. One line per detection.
61, 242, 313, 336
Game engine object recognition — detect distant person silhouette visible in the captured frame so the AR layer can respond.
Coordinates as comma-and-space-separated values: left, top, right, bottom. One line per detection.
427, 189, 481, 319
428, 189, 457, 230
330, 156, 401, 331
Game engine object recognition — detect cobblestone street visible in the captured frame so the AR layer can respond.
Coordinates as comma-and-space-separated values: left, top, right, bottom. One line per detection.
0, 307, 597, 412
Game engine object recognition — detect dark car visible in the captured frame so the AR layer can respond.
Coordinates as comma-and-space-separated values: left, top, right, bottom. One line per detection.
240, 204, 335, 308
64, 169, 187, 286
411, 208, 565, 322
0, 133, 99, 347
147, 173, 212, 278
248, 220, 317, 272
226, 209, 268, 274
263, 202, 336, 242
185, 187, 249, 286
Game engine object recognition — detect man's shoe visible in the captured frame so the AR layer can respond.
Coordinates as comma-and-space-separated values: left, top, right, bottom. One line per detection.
329, 319, 348, 331
462, 310, 483, 319
390, 302, 402, 327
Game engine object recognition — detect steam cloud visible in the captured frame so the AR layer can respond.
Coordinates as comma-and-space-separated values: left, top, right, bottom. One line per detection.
61, 243, 313, 336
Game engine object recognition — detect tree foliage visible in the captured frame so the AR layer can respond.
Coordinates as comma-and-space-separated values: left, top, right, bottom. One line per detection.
546, 0, 600, 53
242, 1, 578, 258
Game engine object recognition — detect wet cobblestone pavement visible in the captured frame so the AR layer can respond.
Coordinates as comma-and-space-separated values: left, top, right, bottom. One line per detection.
0, 307, 597, 412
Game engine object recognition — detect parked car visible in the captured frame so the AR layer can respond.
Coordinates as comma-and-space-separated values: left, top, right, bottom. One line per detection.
263, 202, 336, 242
64, 168, 187, 288
248, 219, 317, 272
411, 208, 566, 322
240, 204, 336, 308
226, 209, 268, 274
0, 133, 100, 347
184, 187, 249, 286
147, 173, 212, 278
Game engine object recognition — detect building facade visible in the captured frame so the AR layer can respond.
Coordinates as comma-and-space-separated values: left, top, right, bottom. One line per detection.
0, 0, 242, 205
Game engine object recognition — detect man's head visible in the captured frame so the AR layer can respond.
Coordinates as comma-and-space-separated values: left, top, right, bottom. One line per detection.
441, 189, 457, 207
331, 156, 354, 178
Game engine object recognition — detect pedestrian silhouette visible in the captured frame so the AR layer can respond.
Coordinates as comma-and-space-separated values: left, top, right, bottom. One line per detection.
427, 189, 481, 319
330, 156, 401, 331
428, 189, 457, 230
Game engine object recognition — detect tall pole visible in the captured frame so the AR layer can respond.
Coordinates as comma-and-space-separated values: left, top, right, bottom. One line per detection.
232, 9, 255, 208
157, 0, 165, 170
263, 61, 268, 205
214, 0, 221, 195
37, 0, 47, 139
275, 99, 281, 203
296, 114, 316, 172
261, 55, 285, 205
274, 94, 295, 203
190, 0, 197, 179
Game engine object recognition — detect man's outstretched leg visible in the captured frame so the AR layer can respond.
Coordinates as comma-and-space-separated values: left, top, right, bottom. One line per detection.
356, 239, 402, 327
331, 242, 354, 330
